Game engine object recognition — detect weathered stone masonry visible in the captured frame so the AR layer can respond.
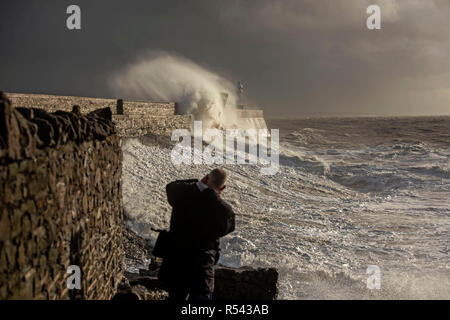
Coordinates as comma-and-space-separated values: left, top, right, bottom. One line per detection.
0, 93, 123, 299
7, 93, 191, 137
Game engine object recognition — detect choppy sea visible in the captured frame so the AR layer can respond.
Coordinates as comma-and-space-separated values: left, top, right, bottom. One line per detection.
122, 116, 450, 299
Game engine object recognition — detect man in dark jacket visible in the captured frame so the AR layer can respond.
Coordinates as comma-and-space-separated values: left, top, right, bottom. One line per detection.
158, 168, 235, 300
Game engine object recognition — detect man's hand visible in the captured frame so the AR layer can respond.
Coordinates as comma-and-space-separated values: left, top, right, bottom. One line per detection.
218, 185, 226, 196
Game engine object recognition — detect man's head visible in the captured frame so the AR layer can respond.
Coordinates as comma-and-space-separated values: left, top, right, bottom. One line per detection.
201, 168, 227, 194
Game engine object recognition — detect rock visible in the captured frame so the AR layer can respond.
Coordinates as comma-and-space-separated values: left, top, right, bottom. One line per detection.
86, 107, 114, 140
125, 273, 166, 291
128, 285, 150, 300
1, 92, 116, 161
87, 107, 112, 121
120, 263, 279, 300
113, 275, 169, 300
120, 225, 279, 300
71, 105, 81, 115
117, 276, 131, 291
112, 288, 139, 301
214, 266, 279, 300
0, 92, 38, 160
123, 228, 152, 272
112, 277, 140, 301
129, 284, 168, 300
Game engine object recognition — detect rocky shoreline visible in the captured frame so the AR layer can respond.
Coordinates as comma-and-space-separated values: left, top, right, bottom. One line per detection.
115, 227, 279, 300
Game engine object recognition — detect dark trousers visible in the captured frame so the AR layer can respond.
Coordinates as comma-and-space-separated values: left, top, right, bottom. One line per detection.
160, 250, 218, 301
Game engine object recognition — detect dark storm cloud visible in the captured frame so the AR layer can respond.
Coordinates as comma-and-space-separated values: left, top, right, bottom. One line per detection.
1, 0, 449, 116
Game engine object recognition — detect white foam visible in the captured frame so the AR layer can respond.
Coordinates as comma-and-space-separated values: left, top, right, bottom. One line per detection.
110, 51, 246, 129
122, 118, 450, 299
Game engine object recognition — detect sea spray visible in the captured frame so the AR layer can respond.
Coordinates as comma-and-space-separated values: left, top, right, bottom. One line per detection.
110, 51, 242, 129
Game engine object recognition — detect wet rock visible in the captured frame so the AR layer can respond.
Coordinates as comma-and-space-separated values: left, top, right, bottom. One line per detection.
118, 264, 279, 300
123, 227, 151, 272
120, 225, 279, 300
214, 266, 279, 300
125, 273, 166, 291
113, 274, 169, 300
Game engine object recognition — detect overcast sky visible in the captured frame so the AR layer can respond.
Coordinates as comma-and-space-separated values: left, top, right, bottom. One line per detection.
1, 0, 449, 116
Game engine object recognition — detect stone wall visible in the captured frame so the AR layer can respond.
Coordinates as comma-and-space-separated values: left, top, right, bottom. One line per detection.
7, 93, 269, 134
113, 114, 191, 137
7, 93, 176, 116
7, 93, 191, 138
0, 93, 124, 299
